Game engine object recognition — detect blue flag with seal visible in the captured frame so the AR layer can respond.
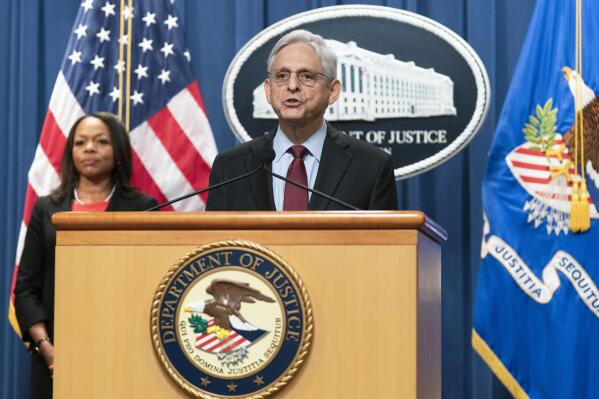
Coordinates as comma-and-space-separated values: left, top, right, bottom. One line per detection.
473, 0, 599, 398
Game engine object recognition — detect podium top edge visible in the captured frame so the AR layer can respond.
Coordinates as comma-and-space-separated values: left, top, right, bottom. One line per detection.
51, 211, 447, 242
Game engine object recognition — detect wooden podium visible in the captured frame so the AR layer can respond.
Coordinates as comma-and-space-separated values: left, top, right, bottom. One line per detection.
52, 211, 445, 399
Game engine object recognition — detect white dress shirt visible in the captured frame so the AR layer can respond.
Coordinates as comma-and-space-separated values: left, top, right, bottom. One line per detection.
271, 121, 327, 211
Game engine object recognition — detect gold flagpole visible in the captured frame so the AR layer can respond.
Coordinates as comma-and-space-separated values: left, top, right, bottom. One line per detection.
570, 0, 589, 232
117, 0, 125, 122
125, 0, 133, 132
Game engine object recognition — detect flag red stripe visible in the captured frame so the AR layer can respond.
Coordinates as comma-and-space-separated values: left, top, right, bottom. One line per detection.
197, 335, 218, 346
202, 335, 228, 350
200, 332, 239, 351
147, 108, 211, 202
22, 184, 39, 226
515, 147, 571, 159
220, 336, 246, 353
202, 337, 234, 352
511, 160, 549, 171
521, 175, 550, 184
130, 150, 172, 210
206, 333, 239, 351
187, 81, 208, 115
511, 160, 576, 175
10, 263, 19, 302
39, 112, 67, 173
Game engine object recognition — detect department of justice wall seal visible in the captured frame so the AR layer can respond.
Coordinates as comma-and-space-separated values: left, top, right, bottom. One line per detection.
150, 240, 313, 398
223, 5, 490, 180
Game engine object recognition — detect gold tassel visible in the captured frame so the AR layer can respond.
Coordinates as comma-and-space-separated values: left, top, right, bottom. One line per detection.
570, 181, 580, 232
579, 180, 590, 231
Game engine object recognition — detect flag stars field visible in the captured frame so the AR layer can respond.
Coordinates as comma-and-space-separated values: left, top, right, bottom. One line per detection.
124, 5, 134, 20
160, 42, 174, 58
96, 28, 111, 43
143, 11, 157, 26
134, 64, 149, 80
74, 24, 87, 39
81, 0, 93, 12
85, 81, 100, 96
164, 14, 178, 30
109, 87, 119, 102
130, 90, 144, 105
158, 69, 171, 84
90, 55, 105, 70
139, 37, 153, 52
114, 60, 125, 73
68, 50, 82, 65
101, 1, 116, 17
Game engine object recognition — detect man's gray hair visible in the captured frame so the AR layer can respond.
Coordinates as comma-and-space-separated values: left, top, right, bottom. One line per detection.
267, 29, 337, 80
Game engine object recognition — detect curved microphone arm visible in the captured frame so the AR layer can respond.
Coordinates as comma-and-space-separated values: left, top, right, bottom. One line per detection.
263, 166, 360, 211
145, 164, 264, 211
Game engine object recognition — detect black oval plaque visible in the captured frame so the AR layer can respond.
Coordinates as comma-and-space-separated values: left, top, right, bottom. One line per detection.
223, 5, 490, 179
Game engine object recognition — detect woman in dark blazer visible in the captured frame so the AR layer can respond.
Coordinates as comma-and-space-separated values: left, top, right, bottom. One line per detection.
14, 112, 157, 399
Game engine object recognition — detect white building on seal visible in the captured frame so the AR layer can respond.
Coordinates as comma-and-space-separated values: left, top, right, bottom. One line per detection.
253, 39, 457, 121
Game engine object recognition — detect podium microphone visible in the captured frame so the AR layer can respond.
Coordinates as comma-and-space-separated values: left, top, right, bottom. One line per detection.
146, 148, 276, 211
261, 149, 360, 211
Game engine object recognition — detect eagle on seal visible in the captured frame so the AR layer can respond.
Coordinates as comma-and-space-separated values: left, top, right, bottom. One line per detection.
561, 66, 599, 173
184, 279, 275, 331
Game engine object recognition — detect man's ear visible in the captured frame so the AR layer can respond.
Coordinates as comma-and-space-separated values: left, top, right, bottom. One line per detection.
264, 79, 272, 104
328, 79, 341, 104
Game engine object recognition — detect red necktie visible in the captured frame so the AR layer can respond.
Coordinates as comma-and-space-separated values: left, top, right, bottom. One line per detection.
283, 145, 308, 210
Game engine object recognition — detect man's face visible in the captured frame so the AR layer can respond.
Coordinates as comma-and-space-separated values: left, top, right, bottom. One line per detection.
264, 43, 340, 134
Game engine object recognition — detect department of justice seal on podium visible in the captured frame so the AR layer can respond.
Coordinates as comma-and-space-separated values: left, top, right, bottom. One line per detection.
151, 241, 313, 398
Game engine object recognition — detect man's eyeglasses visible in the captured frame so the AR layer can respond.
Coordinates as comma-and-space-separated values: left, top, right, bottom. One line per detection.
268, 69, 330, 87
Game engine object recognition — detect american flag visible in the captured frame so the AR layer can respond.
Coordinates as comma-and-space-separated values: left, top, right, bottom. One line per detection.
8, 0, 217, 334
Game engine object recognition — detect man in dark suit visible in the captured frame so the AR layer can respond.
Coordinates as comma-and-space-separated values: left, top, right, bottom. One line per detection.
206, 30, 397, 211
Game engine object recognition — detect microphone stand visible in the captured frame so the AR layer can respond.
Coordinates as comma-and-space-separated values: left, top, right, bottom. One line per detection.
264, 166, 360, 211
146, 164, 264, 211
146, 149, 360, 211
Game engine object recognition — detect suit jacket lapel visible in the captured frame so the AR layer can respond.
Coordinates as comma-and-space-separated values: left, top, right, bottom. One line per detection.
247, 132, 276, 210
309, 125, 352, 210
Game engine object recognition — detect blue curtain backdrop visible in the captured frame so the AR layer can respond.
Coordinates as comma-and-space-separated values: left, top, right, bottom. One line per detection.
0, 0, 535, 398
